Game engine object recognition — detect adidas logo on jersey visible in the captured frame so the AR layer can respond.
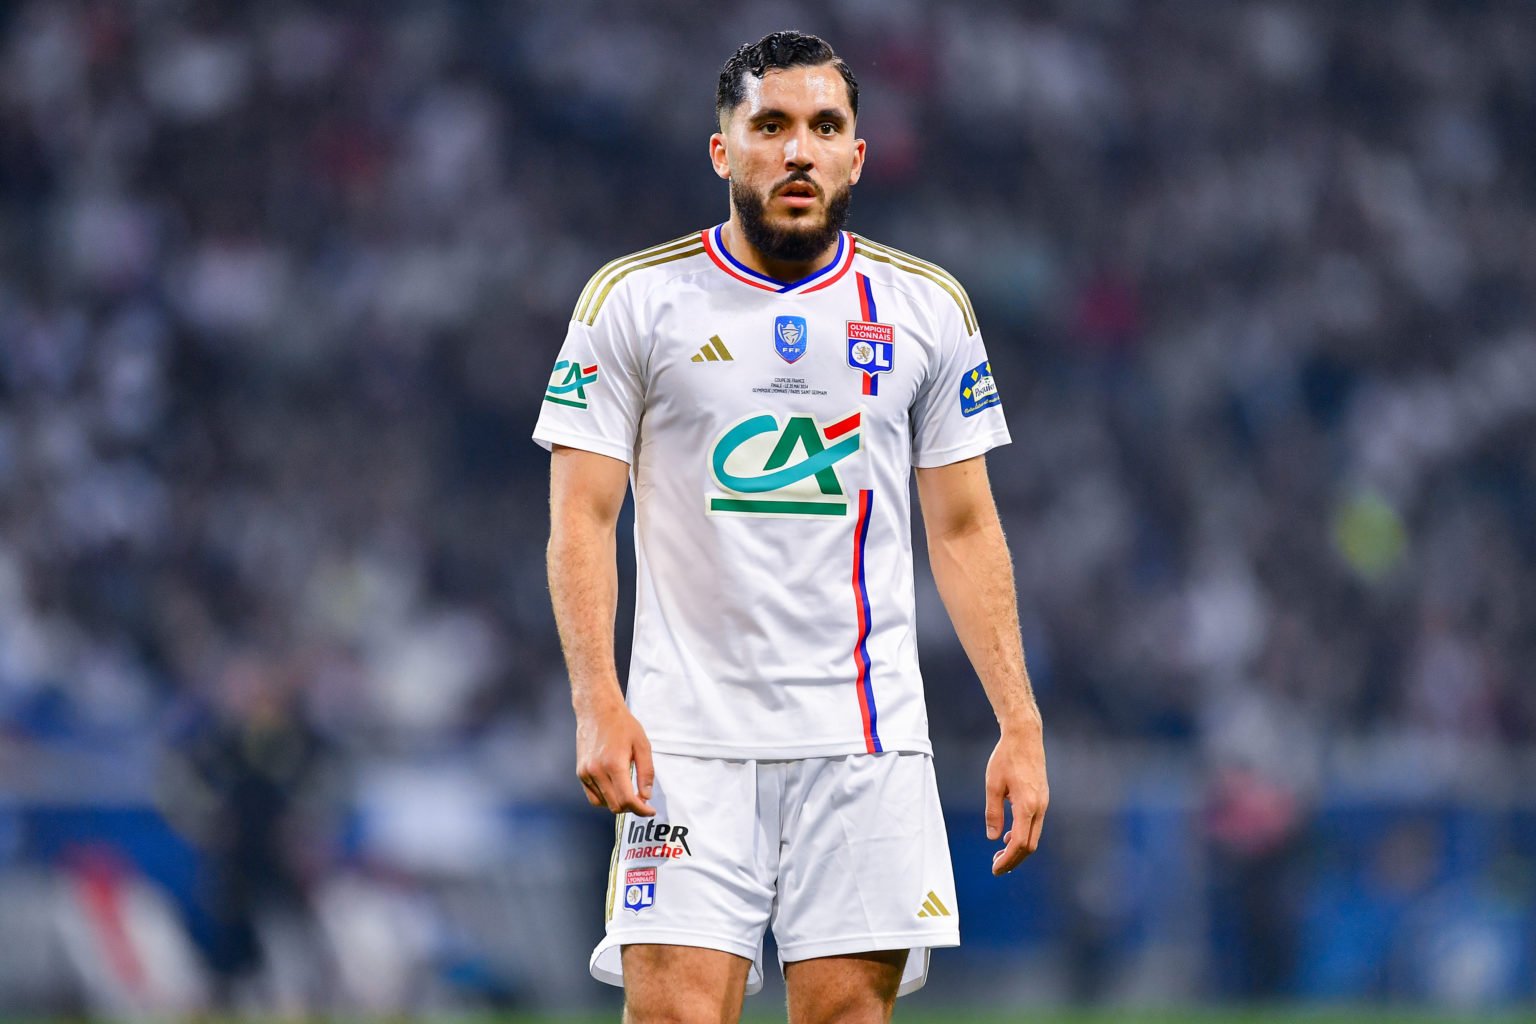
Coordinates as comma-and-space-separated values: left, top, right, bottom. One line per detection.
916, 890, 952, 919
691, 336, 734, 363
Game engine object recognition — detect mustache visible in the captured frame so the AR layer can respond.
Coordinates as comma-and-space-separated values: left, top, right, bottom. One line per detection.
773, 173, 823, 198
731, 176, 852, 265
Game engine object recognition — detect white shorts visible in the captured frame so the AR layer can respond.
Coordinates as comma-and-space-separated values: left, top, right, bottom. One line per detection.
591, 751, 959, 997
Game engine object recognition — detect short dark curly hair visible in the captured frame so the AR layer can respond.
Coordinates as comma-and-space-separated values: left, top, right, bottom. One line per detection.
716, 31, 859, 123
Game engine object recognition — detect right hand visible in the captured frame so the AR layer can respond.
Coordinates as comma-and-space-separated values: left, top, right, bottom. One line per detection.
575, 702, 656, 816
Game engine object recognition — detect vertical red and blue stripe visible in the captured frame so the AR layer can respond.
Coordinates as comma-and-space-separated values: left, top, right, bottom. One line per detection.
851, 487, 881, 753
855, 272, 880, 396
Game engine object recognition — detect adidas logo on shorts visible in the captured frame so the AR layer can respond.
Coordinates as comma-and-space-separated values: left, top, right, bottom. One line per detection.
916, 890, 952, 918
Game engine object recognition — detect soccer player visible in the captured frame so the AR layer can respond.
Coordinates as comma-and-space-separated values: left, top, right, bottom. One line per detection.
535, 31, 1047, 1024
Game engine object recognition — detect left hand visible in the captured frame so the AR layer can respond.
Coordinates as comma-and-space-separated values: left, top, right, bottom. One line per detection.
984, 717, 1049, 875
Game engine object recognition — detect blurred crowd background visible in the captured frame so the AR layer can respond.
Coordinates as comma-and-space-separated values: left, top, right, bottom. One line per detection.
1, 0, 1533, 1016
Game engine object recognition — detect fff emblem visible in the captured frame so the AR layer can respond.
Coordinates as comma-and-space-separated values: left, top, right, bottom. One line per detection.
774, 316, 808, 363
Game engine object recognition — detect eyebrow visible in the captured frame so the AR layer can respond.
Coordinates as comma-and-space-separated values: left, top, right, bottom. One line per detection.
748, 107, 850, 128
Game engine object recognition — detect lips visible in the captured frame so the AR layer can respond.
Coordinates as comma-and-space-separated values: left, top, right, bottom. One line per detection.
775, 180, 821, 209
776, 178, 820, 199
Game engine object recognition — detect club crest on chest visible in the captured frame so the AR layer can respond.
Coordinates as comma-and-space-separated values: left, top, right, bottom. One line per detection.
774, 316, 808, 363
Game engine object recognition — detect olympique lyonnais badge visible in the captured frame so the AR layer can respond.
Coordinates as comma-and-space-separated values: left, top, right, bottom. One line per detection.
847, 321, 895, 395
623, 867, 657, 913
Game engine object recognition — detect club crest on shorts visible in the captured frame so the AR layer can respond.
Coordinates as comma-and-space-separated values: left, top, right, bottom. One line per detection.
623, 867, 657, 913
774, 315, 808, 363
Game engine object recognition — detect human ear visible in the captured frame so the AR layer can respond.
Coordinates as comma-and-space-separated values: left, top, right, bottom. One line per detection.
848, 137, 866, 186
709, 132, 731, 181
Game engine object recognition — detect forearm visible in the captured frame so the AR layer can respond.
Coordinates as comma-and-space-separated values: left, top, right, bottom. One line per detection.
927, 514, 1040, 732
547, 516, 625, 716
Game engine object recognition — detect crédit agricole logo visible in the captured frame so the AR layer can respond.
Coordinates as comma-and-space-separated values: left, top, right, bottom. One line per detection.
544, 359, 598, 409
707, 410, 863, 518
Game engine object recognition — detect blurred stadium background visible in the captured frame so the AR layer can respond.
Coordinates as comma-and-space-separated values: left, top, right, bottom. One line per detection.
1, 0, 1534, 1019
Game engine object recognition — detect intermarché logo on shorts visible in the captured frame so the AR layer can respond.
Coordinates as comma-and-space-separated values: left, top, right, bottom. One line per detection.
624, 818, 693, 860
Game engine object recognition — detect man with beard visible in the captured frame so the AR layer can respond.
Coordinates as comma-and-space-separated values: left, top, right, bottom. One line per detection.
534, 31, 1048, 1024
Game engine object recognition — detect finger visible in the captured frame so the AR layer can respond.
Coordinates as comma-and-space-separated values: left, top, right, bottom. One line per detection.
604, 763, 655, 817
993, 824, 1029, 875
1014, 791, 1047, 854
994, 802, 1045, 875
599, 765, 629, 813
580, 774, 608, 809
984, 777, 1005, 841
586, 764, 626, 814
1025, 800, 1047, 852
635, 739, 655, 803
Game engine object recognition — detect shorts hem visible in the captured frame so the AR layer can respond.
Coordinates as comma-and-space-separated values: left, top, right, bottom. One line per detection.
590, 929, 764, 993
776, 930, 961, 962
777, 931, 960, 997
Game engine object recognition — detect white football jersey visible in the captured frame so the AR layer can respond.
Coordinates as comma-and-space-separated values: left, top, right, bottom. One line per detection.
534, 226, 1010, 758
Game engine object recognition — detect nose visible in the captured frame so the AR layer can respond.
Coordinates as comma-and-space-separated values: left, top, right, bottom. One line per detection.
782, 125, 814, 170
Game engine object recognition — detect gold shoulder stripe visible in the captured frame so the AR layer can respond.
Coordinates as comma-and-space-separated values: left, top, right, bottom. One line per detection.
855, 235, 971, 295
858, 246, 978, 336
853, 235, 978, 336
574, 232, 698, 321
855, 236, 978, 334
581, 243, 704, 326
574, 232, 700, 323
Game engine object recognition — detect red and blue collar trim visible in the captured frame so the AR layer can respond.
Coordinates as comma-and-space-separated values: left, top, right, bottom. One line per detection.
702, 225, 855, 295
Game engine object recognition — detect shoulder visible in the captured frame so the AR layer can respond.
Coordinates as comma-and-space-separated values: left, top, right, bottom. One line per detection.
571, 231, 709, 326
850, 234, 978, 337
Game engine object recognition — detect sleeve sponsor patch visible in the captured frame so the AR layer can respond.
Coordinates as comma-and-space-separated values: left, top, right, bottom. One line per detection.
958, 360, 1000, 417
544, 358, 599, 409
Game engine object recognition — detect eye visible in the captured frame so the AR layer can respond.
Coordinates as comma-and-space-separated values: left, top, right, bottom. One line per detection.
760, 122, 781, 135
816, 123, 838, 136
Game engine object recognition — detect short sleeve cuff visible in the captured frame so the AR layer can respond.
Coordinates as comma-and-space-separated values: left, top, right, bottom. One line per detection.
911, 430, 1011, 469
532, 426, 634, 465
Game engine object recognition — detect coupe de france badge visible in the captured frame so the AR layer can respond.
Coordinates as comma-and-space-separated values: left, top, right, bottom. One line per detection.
623, 867, 657, 913
774, 315, 808, 363
959, 360, 1001, 416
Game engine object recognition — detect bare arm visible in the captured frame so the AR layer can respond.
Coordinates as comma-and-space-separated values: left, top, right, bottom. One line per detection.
548, 444, 654, 816
915, 455, 1047, 874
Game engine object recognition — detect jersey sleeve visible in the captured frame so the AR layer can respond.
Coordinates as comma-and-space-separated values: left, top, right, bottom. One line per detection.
910, 303, 1012, 468
531, 279, 644, 464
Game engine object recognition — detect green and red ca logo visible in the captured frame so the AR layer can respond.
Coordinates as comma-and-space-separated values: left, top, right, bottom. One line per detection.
544, 359, 599, 409
707, 410, 863, 518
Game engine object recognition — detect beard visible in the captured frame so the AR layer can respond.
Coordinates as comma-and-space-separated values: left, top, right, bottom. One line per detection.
731, 176, 852, 265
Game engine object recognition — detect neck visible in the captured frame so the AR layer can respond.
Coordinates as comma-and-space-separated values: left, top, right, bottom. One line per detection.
720, 217, 841, 284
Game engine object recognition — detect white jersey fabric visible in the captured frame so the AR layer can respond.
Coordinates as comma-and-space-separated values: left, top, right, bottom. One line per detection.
534, 226, 1010, 758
